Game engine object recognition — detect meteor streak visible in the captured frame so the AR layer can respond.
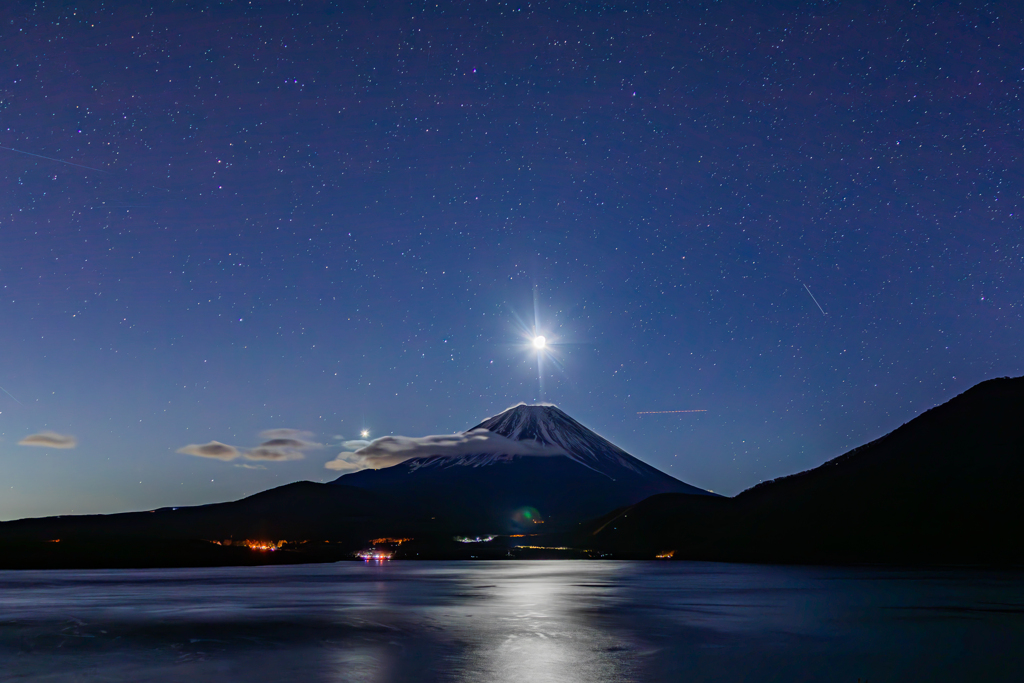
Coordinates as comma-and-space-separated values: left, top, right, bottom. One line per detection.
803, 283, 826, 316
637, 410, 706, 415
0, 145, 109, 173
0, 385, 21, 405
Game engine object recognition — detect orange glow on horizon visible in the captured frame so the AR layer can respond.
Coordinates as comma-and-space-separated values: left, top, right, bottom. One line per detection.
208, 539, 286, 551
370, 537, 413, 545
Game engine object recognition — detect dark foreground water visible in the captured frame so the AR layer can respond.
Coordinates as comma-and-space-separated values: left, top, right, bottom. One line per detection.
1, 561, 1022, 682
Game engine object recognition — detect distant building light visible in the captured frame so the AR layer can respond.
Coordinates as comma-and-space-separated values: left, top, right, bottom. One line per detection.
356, 549, 392, 561
454, 535, 497, 543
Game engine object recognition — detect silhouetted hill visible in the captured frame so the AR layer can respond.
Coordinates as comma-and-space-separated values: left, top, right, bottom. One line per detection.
0, 482, 391, 545
586, 376, 1024, 564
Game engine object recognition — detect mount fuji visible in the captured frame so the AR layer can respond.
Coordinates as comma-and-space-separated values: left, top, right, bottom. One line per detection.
332, 404, 713, 533
0, 404, 713, 566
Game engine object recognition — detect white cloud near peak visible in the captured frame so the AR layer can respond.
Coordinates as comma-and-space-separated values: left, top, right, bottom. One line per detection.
325, 429, 566, 472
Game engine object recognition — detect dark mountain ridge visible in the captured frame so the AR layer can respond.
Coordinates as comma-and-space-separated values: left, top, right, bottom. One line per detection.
0, 482, 393, 543
585, 376, 1024, 564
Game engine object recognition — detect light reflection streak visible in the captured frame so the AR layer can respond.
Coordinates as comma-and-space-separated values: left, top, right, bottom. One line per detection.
440, 563, 631, 683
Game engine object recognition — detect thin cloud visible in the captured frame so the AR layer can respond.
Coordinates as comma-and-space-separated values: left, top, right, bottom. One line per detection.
178, 429, 322, 464
325, 429, 566, 472
245, 446, 305, 461
246, 433, 323, 460
258, 437, 323, 449
260, 438, 307, 448
259, 428, 314, 440
177, 441, 241, 461
18, 432, 77, 449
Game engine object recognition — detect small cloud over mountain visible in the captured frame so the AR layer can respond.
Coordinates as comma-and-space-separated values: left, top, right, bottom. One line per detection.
325, 458, 361, 472
325, 429, 566, 472
177, 441, 241, 461
18, 432, 77, 449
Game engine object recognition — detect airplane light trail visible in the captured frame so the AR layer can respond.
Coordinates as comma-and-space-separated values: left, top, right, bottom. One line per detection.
636, 410, 706, 415
803, 283, 826, 316
0, 145, 109, 173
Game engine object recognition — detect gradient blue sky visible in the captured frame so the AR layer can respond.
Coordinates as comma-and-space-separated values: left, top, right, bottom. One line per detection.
1, 0, 1021, 520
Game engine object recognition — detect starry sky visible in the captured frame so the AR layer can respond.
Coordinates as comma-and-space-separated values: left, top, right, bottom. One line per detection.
1, 0, 1021, 520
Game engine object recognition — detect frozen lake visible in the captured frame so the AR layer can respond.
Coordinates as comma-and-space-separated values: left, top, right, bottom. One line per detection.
1, 561, 1022, 682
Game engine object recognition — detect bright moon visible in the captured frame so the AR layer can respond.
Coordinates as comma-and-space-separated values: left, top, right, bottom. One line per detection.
532, 336, 547, 350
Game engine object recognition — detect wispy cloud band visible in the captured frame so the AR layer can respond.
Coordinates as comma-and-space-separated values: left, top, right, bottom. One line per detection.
19, 432, 77, 449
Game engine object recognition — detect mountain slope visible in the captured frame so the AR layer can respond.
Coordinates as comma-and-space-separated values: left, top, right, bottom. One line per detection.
471, 404, 702, 486
587, 376, 1024, 564
334, 404, 712, 532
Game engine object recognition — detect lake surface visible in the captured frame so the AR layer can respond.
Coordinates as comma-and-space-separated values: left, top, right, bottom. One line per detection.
1, 561, 1022, 682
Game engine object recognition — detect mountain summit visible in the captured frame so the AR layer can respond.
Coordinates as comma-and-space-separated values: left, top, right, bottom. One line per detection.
332, 403, 712, 533
469, 403, 698, 483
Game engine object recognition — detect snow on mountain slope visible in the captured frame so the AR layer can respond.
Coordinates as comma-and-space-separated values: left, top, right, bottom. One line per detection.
469, 404, 667, 478
334, 403, 714, 495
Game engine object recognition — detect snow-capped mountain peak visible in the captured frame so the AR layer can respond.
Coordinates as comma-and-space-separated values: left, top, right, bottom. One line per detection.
470, 403, 658, 477
331, 403, 715, 532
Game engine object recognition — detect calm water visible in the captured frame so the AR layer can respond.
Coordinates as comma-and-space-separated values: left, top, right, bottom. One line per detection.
1, 561, 1022, 682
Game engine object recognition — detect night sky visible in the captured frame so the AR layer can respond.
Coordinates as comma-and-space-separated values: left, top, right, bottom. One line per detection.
1, 0, 1021, 520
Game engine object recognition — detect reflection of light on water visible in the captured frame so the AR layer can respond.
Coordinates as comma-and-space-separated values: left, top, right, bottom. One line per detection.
446, 563, 633, 683
328, 644, 392, 683
2, 562, 1018, 682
